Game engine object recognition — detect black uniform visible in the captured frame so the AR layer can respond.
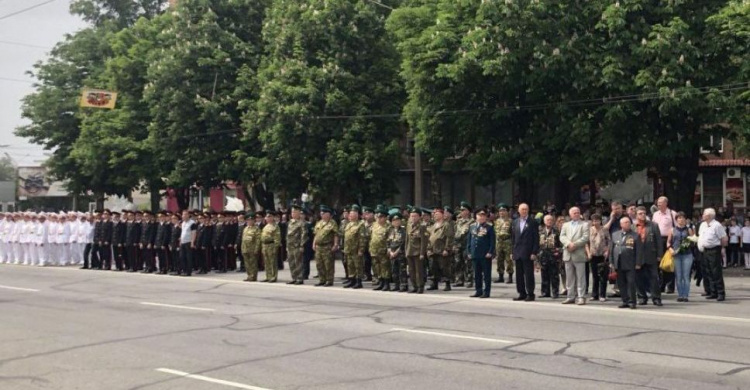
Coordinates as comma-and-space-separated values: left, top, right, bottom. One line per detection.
538, 226, 562, 298
224, 221, 237, 271
212, 222, 227, 272
125, 220, 141, 271
610, 230, 641, 307
195, 223, 210, 273
169, 223, 182, 273
139, 220, 157, 272
235, 222, 246, 272
98, 220, 113, 270
113, 220, 127, 270
92, 220, 102, 269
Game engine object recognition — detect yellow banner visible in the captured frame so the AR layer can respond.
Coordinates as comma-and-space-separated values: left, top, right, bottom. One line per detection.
80, 88, 118, 109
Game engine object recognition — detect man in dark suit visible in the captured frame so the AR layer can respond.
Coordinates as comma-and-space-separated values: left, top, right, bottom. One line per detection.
634, 206, 664, 306
610, 217, 641, 309
467, 209, 495, 298
511, 203, 540, 301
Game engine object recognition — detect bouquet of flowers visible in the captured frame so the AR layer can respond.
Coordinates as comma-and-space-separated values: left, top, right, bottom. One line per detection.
676, 235, 698, 254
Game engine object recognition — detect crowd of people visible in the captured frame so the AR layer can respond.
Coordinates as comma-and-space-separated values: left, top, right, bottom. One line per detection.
0, 196, 744, 309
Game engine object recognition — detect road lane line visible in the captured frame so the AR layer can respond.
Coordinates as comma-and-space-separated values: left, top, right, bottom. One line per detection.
391, 328, 514, 344
140, 302, 214, 312
156, 368, 273, 390
0, 284, 39, 292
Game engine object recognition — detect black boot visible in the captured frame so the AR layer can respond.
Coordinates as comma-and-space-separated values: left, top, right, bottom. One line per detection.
352, 278, 363, 289
494, 277, 503, 284
506, 274, 513, 284
374, 279, 384, 291
343, 278, 354, 288
417, 286, 424, 294
383, 279, 391, 291
443, 282, 452, 292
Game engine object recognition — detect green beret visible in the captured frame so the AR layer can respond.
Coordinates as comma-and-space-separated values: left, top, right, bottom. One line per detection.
320, 205, 332, 214
350, 204, 361, 213
390, 213, 402, 221
245, 212, 255, 219
460, 201, 472, 211
496, 203, 509, 211
362, 206, 373, 213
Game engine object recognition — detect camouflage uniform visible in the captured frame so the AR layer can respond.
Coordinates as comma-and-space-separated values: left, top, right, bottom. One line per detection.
427, 221, 453, 289
344, 220, 366, 279
453, 217, 473, 286
364, 220, 377, 281
538, 226, 562, 297
387, 225, 407, 290
406, 220, 427, 291
369, 222, 389, 280
241, 223, 261, 281
261, 222, 281, 282
494, 217, 513, 282
338, 218, 348, 277
286, 217, 307, 282
314, 219, 338, 285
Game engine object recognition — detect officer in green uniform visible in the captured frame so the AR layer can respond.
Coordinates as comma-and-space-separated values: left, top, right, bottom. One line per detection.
454, 201, 474, 288
338, 206, 349, 280
362, 206, 375, 282
241, 212, 261, 282
313, 206, 339, 287
387, 211, 408, 292
427, 206, 454, 291
370, 206, 390, 291
494, 203, 513, 284
406, 208, 427, 294
286, 203, 307, 285
343, 205, 366, 289
261, 211, 281, 282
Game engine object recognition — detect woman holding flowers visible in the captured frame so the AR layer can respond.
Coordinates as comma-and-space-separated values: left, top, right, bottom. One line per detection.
667, 212, 696, 302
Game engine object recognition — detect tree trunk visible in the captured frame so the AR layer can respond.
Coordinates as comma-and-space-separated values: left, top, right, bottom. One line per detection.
554, 177, 570, 211
95, 192, 105, 211
148, 180, 161, 212
429, 165, 442, 206
242, 184, 254, 211
253, 182, 275, 211
175, 188, 190, 211
659, 145, 700, 217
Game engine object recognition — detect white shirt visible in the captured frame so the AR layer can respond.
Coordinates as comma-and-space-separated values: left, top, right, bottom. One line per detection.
69, 220, 79, 243
180, 219, 195, 244
84, 222, 95, 243
728, 225, 741, 244
698, 220, 727, 251
741, 226, 750, 244
35, 222, 48, 245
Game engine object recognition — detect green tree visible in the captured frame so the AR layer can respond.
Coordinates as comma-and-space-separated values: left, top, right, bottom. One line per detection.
241, 0, 403, 207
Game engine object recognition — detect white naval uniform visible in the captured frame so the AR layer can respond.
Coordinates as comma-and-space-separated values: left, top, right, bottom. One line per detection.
0, 219, 8, 263
57, 220, 71, 266
47, 222, 59, 265
77, 220, 88, 265
69, 219, 80, 265
3, 220, 14, 264
22, 220, 36, 265
34, 220, 49, 266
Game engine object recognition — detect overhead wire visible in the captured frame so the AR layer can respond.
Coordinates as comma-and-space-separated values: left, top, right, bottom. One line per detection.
0, 0, 57, 21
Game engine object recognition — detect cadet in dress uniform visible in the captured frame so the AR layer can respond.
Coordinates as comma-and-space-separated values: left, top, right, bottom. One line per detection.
427, 206, 454, 292
211, 212, 228, 273
610, 217, 640, 309
313, 206, 339, 287
494, 203, 513, 284
169, 213, 182, 274
454, 202, 474, 288
261, 211, 281, 282
225, 213, 238, 271
387, 212, 408, 292
406, 208, 427, 294
125, 211, 140, 271
112, 211, 126, 271
67, 213, 79, 265
241, 212, 262, 281
195, 214, 211, 274
370, 206, 390, 291
342, 205, 366, 289
138, 211, 157, 273
97, 210, 113, 270
286, 204, 307, 285
538, 215, 562, 298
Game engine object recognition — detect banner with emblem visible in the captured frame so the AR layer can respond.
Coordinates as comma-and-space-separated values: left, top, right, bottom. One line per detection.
79, 88, 118, 109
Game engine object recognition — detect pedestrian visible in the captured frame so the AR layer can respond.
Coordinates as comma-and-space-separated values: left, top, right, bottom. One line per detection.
467, 209, 495, 298
241, 211, 262, 282
178, 210, 196, 277
169, 213, 182, 274
286, 204, 307, 285
494, 203, 513, 284
313, 206, 339, 287
370, 206, 390, 291
698, 208, 728, 301
454, 201, 473, 288
427, 206, 453, 292
406, 208, 427, 294
342, 205, 366, 289
387, 212, 408, 292
634, 206, 664, 306
728, 218, 741, 267
742, 219, 750, 270
667, 212, 695, 302
560, 207, 591, 305
112, 211, 126, 271
586, 214, 611, 302
261, 211, 281, 283
610, 217, 640, 309
511, 203, 540, 301
362, 206, 375, 282
538, 215, 561, 299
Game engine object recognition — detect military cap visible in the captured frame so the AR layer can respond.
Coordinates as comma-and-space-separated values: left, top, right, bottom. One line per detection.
460, 201, 472, 211
291, 203, 303, 211
245, 211, 255, 219
420, 207, 433, 215
264, 210, 276, 216
112, 211, 120, 216
374, 205, 388, 216
443, 206, 454, 215
389, 213, 402, 221
432, 206, 444, 213
475, 208, 487, 216
409, 207, 422, 216
362, 206, 373, 213
496, 203, 509, 211
319, 205, 332, 214
350, 204, 361, 213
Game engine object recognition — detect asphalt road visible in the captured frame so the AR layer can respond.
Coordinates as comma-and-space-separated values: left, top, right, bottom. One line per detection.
1, 263, 749, 390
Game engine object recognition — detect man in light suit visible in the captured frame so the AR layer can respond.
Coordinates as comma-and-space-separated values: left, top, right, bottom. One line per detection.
511, 203, 539, 301
560, 207, 590, 305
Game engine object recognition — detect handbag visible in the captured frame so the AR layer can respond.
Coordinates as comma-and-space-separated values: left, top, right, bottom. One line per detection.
608, 270, 618, 282
659, 250, 674, 273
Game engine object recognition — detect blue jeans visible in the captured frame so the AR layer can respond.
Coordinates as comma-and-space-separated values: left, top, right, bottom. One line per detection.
674, 252, 694, 298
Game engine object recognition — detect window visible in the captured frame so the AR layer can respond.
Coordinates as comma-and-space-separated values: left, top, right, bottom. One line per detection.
700, 136, 724, 154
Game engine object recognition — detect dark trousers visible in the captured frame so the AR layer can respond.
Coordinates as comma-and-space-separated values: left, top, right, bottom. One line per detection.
539, 252, 559, 297
472, 258, 492, 296
141, 247, 155, 271
364, 251, 373, 279
83, 243, 93, 268
515, 258, 535, 297
213, 247, 226, 271
91, 244, 101, 269
157, 248, 168, 272
99, 244, 112, 269
198, 248, 210, 272
637, 262, 661, 301
660, 238, 675, 292
179, 243, 192, 275
227, 247, 237, 270
113, 245, 124, 270
127, 245, 140, 271
617, 267, 637, 304
728, 243, 740, 266
236, 249, 245, 271
303, 245, 313, 279
703, 247, 725, 296
590, 255, 608, 299
696, 250, 711, 294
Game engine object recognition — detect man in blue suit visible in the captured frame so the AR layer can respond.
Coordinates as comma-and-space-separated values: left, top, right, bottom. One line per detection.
512, 203, 540, 301
467, 209, 496, 298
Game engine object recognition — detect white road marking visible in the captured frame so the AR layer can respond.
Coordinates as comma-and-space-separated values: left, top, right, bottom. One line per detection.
391, 328, 514, 344
140, 302, 214, 312
0, 284, 39, 292
156, 368, 273, 390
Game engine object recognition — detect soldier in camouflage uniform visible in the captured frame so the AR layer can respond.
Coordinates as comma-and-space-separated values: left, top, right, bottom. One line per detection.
241, 212, 262, 282
343, 205, 366, 289
494, 203, 513, 284
261, 211, 281, 282
370, 206, 390, 291
362, 206, 375, 282
406, 208, 427, 294
286, 204, 307, 285
421, 208, 434, 283
539, 214, 562, 298
388, 211, 408, 292
427, 206, 454, 292
454, 201, 474, 288
313, 206, 339, 287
